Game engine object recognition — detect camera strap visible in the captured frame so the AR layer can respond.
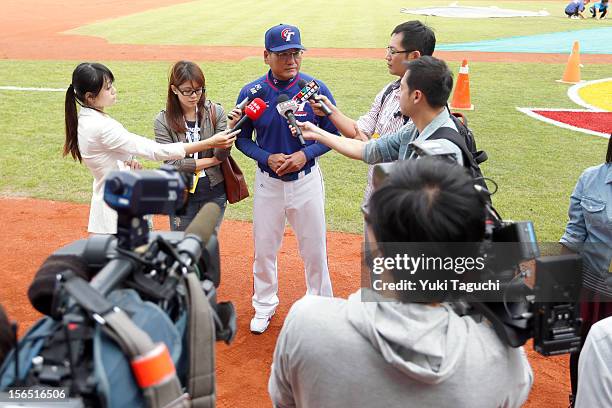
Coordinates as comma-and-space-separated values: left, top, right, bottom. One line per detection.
184, 272, 216, 408
61, 274, 188, 408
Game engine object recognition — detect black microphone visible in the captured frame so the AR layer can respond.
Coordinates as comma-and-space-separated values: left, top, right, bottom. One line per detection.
297, 79, 332, 116
276, 94, 306, 146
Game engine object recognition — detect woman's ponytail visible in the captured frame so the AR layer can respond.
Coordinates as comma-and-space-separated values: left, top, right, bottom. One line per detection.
64, 84, 81, 162
63, 63, 114, 162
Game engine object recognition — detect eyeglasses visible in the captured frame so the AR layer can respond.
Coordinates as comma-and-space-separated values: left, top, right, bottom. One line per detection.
386, 46, 411, 56
272, 50, 304, 61
176, 87, 205, 97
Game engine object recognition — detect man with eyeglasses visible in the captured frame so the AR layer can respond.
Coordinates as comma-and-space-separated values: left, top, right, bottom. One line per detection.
309, 21, 435, 218
234, 23, 339, 334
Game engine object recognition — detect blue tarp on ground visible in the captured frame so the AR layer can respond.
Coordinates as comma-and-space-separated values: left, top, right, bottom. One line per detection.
437, 27, 612, 54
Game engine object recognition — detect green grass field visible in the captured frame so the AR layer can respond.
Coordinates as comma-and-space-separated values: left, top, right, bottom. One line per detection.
0, 0, 609, 241
67, 0, 607, 47
0, 57, 607, 240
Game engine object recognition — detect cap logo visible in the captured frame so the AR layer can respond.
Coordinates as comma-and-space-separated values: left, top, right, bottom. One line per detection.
281, 28, 295, 42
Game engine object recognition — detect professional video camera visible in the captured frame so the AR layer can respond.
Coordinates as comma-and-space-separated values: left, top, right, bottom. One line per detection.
53, 164, 233, 331
369, 160, 582, 357
0, 165, 236, 407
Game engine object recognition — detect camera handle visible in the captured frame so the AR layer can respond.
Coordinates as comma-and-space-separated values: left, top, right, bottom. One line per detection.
90, 257, 137, 297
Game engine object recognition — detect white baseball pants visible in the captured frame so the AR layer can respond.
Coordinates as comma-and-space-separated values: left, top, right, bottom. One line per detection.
252, 165, 333, 316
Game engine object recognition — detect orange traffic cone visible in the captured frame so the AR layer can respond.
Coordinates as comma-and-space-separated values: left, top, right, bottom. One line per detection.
450, 59, 474, 111
557, 41, 582, 84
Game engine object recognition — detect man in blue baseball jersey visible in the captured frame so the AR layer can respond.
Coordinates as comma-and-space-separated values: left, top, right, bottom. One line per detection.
565, 0, 590, 18
235, 23, 339, 334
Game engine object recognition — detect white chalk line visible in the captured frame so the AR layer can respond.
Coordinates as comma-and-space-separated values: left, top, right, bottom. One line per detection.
0, 86, 65, 92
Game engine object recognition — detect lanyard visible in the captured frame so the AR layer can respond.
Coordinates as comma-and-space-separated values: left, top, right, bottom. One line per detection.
184, 106, 207, 184
185, 106, 200, 158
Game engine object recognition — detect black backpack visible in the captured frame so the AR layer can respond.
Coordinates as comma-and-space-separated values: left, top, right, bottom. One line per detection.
428, 107, 490, 194
446, 109, 488, 168
381, 82, 489, 189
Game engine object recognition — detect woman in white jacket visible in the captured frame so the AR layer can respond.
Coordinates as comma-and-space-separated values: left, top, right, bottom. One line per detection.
63, 62, 239, 234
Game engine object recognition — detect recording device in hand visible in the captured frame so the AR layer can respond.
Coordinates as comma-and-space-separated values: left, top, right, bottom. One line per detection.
228, 85, 266, 120
228, 97, 267, 132
276, 94, 306, 146
230, 97, 251, 120
296, 79, 332, 116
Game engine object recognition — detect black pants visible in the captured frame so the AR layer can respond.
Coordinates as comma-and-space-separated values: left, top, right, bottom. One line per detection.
590, 6, 608, 18
170, 176, 227, 231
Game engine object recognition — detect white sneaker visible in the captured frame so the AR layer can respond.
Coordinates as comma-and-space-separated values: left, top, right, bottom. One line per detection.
250, 313, 273, 334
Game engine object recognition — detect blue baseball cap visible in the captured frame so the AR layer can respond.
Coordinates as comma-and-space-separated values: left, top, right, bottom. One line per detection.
265, 24, 306, 52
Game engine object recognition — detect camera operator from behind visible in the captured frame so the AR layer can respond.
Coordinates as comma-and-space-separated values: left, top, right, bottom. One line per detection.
268, 158, 533, 408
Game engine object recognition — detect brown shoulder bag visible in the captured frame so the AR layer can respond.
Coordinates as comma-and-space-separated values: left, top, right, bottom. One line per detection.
209, 102, 249, 204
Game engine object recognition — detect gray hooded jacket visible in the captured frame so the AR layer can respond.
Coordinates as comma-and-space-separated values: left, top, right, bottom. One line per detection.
269, 290, 533, 408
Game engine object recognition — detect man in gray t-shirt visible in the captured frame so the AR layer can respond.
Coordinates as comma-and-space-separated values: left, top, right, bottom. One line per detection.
269, 158, 533, 408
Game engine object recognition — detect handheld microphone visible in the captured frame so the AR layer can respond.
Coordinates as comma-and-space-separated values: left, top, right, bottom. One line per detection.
296, 79, 332, 116
229, 98, 267, 132
276, 94, 306, 146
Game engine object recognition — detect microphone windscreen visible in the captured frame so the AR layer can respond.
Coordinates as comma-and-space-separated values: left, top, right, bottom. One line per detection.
244, 98, 267, 121
297, 79, 308, 88
185, 202, 222, 245
28, 255, 93, 316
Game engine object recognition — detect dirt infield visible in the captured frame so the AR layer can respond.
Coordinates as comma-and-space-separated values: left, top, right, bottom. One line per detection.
1, 0, 611, 64
0, 0, 588, 406
0, 198, 571, 407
